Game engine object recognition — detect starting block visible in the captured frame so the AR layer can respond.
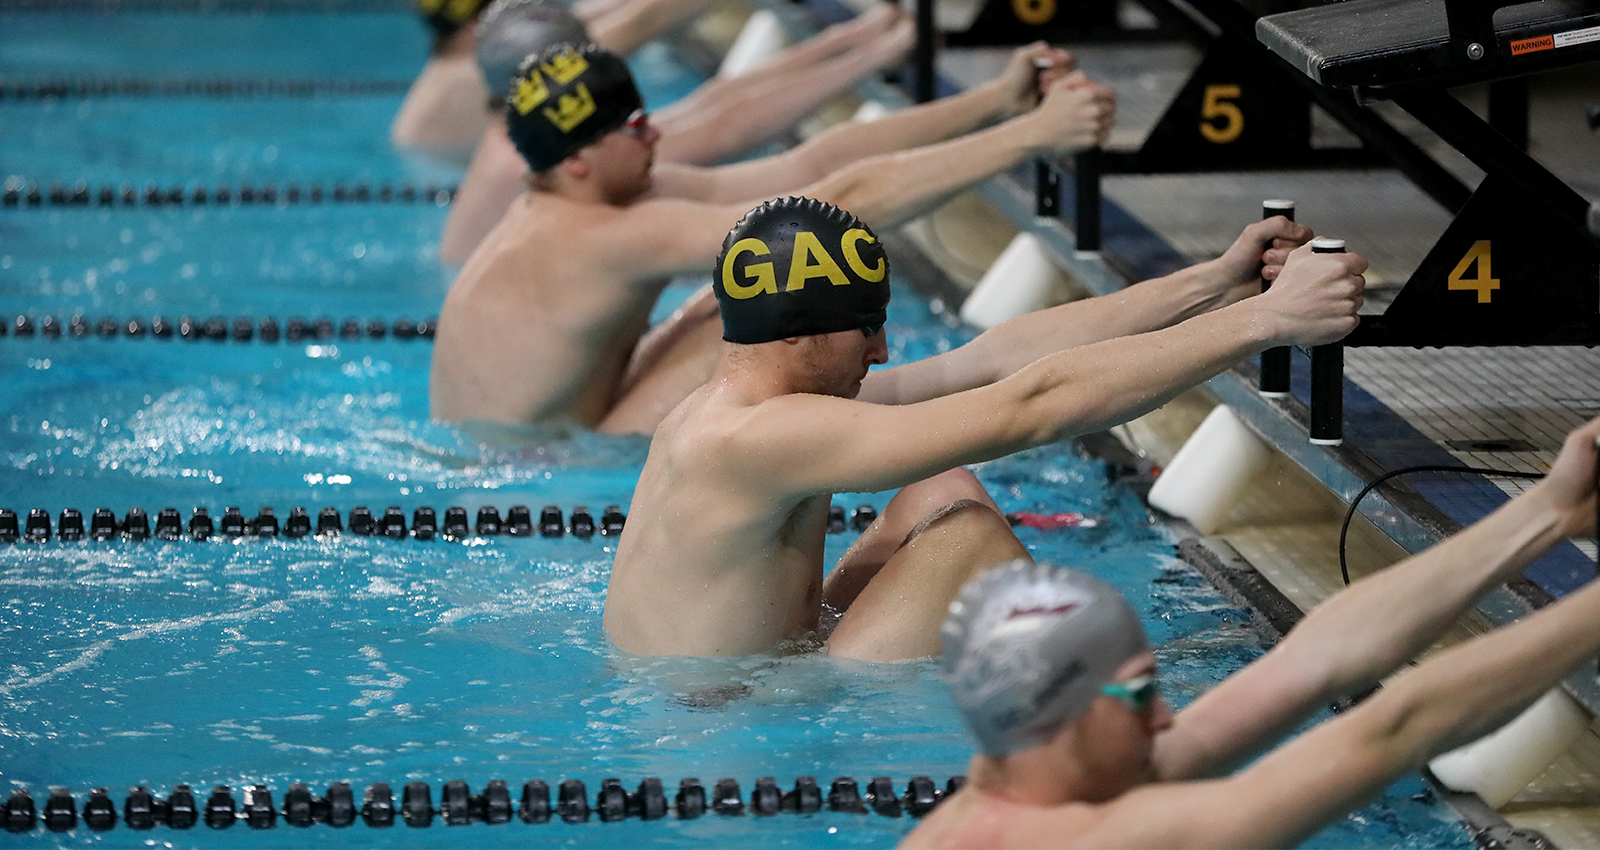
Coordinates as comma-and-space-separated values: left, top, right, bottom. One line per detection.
1255, 0, 1600, 443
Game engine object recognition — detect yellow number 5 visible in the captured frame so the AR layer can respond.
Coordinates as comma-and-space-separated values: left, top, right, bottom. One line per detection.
1447, 240, 1499, 303
1199, 84, 1243, 144
1012, 0, 1055, 25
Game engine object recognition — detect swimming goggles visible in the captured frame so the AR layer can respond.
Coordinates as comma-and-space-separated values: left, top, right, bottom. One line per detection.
860, 321, 884, 338
620, 109, 651, 139
1101, 673, 1158, 712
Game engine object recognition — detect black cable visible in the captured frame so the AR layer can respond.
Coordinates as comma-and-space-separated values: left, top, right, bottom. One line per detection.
1339, 464, 1547, 585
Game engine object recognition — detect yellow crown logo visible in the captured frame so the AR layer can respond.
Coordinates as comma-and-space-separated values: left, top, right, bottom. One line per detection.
444, 0, 480, 22
541, 50, 589, 85
417, 0, 445, 14
543, 83, 597, 133
510, 71, 549, 116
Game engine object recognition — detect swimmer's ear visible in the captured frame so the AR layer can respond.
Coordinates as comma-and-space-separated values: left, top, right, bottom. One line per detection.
558, 151, 593, 179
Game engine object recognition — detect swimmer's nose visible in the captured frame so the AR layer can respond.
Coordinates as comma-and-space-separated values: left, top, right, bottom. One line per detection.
866, 329, 888, 365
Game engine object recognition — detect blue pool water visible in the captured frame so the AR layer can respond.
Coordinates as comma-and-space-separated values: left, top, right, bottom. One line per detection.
0, 7, 1472, 848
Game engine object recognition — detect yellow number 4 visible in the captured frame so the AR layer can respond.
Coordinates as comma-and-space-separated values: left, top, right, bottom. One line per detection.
1199, 84, 1243, 144
1447, 240, 1499, 303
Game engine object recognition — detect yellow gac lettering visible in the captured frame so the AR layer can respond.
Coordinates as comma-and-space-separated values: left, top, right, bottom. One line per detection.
840, 229, 885, 282
1447, 239, 1499, 303
721, 238, 777, 299
786, 231, 851, 291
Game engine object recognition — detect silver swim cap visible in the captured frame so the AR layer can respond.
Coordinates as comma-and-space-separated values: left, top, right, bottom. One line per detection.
941, 561, 1149, 757
476, 0, 590, 105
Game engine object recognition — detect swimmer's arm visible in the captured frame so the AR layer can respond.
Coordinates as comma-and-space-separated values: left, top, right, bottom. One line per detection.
798, 74, 1112, 230
669, 44, 1074, 204
732, 252, 1362, 494
573, 0, 631, 23
588, 0, 718, 55
859, 218, 1310, 405
439, 127, 528, 266
391, 56, 493, 157
1082, 572, 1600, 849
594, 196, 761, 281
1153, 416, 1600, 781
651, 28, 911, 167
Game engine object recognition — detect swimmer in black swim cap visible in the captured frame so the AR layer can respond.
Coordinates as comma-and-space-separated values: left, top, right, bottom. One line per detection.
418, 0, 490, 46
434, 42, 1133, 432
714, 197, 890, 344
393, 0, 495, 160
505, 43, 645, 173
438, 4, 922, 263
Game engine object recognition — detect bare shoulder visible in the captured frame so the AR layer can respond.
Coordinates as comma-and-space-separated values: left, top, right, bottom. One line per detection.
460, 195, 623, 280
903, 791, 1108, 850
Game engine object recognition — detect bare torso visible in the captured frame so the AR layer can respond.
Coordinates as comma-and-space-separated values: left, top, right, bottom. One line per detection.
430, 191, 667, 426
605, 384, 834, 656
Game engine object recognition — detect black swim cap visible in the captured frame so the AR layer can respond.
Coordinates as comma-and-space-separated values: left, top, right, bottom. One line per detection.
505, 43, 644, 173
714, 197, 891, 344
418, 0, 488, 38
476, 0, 589, 108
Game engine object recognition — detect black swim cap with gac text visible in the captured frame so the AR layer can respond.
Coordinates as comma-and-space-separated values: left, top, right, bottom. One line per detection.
505, 43, 643, 173
714, 197, 891, 344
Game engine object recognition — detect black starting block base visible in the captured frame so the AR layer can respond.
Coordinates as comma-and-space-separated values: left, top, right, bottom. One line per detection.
942, 0, 1189, 46
1348, 172, 1600, 348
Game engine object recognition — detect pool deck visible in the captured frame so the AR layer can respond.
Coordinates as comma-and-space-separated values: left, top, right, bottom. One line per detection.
789, 0, 1600, 844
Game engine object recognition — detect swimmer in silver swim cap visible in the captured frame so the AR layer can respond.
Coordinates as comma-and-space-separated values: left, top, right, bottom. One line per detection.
942, 560, 1150, 756
901, 420, 1600, 849
476, 0, 588, 108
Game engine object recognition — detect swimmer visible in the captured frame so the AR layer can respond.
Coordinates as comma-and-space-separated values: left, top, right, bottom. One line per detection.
440, 0, 915, 264
904, 416, 1600, 847
392, 0, 496, 163
429, 41, 1116, 432
392, 0, 716, 163
604, 196, 1364, 659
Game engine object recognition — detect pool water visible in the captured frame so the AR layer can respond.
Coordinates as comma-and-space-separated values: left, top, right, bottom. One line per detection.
0, 7, 1472, 848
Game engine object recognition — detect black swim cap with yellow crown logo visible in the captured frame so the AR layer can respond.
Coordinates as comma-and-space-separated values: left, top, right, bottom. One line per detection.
714, 197, 891, 344
504, 43, 644, 173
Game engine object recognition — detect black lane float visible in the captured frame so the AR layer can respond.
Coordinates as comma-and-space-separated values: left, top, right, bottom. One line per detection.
2, 314, 436, 342
1, 775, 966, 832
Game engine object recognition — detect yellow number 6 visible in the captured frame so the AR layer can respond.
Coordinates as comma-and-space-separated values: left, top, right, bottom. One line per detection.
1199, 84, 1243, 144
1012, 0, 1055, 25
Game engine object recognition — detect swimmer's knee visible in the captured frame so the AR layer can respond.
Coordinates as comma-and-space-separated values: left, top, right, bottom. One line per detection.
895, 467, 991, 507
900, 498, 1007, 549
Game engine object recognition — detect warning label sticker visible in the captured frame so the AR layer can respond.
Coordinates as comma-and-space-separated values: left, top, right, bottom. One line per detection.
1513, 24, 1600, 55
1555, 24, 1600, 47
1511, 34, 1554, 54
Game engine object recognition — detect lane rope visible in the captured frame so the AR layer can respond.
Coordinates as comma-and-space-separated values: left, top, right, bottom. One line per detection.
2, 314, 437, 343
2, 179, 456, 208
1, 77, 413, 99
1, 775, 966, 832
